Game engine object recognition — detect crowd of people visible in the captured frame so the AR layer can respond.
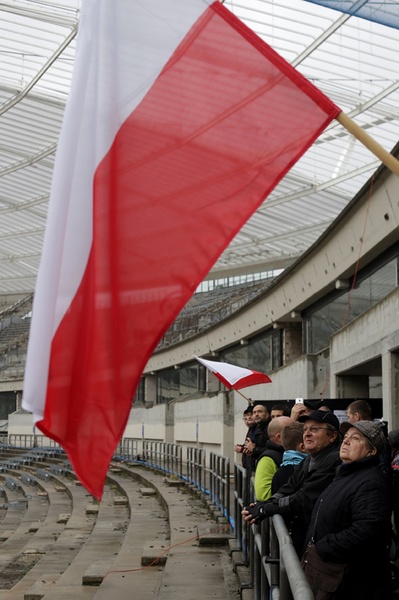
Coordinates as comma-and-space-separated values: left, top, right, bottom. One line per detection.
235, 399, 398, 600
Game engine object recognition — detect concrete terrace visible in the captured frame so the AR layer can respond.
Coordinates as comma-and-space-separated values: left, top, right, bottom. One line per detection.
0, 448, 240, 600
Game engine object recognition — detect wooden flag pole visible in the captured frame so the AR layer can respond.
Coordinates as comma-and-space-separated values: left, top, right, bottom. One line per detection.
336, 112, 399, 177
235, 388, 254, 405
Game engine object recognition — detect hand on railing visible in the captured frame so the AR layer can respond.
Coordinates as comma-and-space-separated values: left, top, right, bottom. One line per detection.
242, 499, 278, 524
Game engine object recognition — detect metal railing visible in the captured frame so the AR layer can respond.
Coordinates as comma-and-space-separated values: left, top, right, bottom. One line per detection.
209, 452, 230, 522
234, 461, 314, 600
186, 446, 206, 490
234, 462, 251, 561
114, 438, 138, 461
143, 441, 183, 477
186, 448, 231, 524
6, 434, 61, 449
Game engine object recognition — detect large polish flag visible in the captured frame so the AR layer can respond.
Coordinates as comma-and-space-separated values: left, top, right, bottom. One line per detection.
22, 0, 340, 499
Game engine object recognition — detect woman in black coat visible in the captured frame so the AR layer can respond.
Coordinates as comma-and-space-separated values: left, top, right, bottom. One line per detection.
302, 420, 392, 600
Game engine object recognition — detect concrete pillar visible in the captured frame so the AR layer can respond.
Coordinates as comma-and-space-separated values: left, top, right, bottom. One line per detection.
283, 323, 303, 364
145, 374, 157, 407
382, 350, 399, 429
222, 391, 235, 462
307, 349, 330, 399
15, 391, 22, 411
165, 402, 174, 444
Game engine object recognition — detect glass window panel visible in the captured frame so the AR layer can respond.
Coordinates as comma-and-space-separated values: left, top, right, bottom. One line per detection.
0, 392, 16, 420
272, 331, 283, 369
220, 330, 282, 374
157, 368, 180, 403
133, 378, 145, 405
221, 346, 249, 367
249, 336, 272, 372
305, 257, 398, 353
180, 365, 199, 395
155, 364, 206, 402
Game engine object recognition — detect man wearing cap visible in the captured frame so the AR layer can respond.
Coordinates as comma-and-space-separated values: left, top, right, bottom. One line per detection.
302, 420, 391, 599
243, 409, 341, 553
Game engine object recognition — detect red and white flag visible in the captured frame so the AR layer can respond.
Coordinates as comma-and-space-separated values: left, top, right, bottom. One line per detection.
22, 0, 340, 499
194, 356, 271, 390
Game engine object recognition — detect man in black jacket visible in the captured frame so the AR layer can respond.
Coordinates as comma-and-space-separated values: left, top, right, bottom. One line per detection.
243, 409, 341, 554
243, 402, 271, 471
235, 406, 257, 472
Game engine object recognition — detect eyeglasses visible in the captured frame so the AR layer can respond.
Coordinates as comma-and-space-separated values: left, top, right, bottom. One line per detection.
303, 426, 332, 434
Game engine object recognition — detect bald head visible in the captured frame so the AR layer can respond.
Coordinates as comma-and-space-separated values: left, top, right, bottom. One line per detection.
267, 416, 294, 446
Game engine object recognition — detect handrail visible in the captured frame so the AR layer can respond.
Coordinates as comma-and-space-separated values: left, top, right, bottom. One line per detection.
273, 515, 315, 600
143, 440, 182, 477
234, 461, 314, 600
209, 452, 230, 524
186, 446, 206, 490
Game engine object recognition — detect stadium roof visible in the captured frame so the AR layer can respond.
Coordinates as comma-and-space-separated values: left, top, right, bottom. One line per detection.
0, 0, 399, 294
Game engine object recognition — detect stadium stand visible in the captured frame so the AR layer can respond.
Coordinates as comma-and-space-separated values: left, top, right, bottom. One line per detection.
0, 446, 235, 600
157, 279, 273, 348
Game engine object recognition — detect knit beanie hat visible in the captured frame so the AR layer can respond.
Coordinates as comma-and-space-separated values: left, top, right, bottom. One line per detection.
349, 420, 386, 453
388, 428, 399, 450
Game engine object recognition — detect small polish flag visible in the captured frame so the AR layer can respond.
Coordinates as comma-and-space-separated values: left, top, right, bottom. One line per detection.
194, 356, 271, 391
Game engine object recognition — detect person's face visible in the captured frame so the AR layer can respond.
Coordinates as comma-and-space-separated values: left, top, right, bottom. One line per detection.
346, 409, 358, 424
252, 406, 269, 424
303, 419, 337, 456
244, 412, 255, 427
340, 428, 376, 463
271, 410, 284, 420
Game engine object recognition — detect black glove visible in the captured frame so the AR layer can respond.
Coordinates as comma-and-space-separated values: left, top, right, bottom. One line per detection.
246, 500, 278, 523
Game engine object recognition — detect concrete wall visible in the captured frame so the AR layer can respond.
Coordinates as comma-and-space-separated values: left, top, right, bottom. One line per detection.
124, 391, 235, 462
235, 351, 329, 402
8, 409, 36, 435
330, 286, 399, 427
123, 403, 166, 442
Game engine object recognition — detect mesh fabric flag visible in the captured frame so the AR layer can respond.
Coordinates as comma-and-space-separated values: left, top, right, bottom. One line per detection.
194, 356, 271, 390
22, 0, 340, 499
